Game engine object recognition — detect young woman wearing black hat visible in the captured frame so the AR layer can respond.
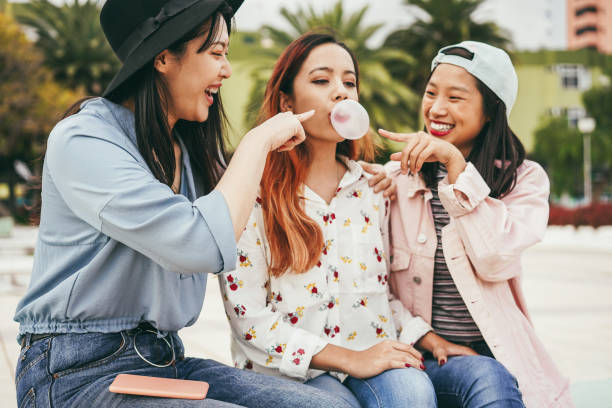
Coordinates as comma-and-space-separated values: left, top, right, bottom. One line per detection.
13, 1, 357, 407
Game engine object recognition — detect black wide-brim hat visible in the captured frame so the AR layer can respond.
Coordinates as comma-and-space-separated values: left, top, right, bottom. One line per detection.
100, 0, 244, 97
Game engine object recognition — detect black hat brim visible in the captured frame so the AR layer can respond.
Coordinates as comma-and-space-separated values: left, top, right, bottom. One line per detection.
102, 0, 243, 98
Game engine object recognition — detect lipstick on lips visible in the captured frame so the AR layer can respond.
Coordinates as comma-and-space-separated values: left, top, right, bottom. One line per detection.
428, 120, 454, 137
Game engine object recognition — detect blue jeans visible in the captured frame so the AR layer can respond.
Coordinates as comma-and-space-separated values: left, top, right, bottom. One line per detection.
424, 348, 525, 408
15, 328, 354, 407
306, 368, 436, 408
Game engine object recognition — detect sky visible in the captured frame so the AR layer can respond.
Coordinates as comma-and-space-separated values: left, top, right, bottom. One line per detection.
232, 0, 567, 51
35, 0, 568, 51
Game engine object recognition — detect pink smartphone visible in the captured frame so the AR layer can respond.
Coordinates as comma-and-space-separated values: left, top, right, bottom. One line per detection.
109, 374, 209, 400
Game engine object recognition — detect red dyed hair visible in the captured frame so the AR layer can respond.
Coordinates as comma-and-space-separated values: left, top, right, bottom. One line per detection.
258, 32, 375, 277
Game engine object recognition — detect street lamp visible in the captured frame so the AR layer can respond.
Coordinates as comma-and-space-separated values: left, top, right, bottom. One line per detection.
577, 117, 596, 205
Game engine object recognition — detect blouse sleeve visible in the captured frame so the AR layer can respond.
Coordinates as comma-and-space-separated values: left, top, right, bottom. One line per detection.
436, 161, 550, 282
46, 127, 236, 275
220, 204, 328, 380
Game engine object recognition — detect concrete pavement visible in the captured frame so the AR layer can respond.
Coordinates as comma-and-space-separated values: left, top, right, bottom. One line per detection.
1, 225, 611, 407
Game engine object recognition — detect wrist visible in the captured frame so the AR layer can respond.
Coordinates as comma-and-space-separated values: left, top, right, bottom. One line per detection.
311, 344, 355, 374
241, 129, 271, 155
446, 151, 467, 184
337, 348, 357, 374
416, 330, 441, 352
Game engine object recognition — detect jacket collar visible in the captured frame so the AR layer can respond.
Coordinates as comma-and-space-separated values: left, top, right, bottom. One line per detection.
386, 161, 430, 198
403, 173, 429, 198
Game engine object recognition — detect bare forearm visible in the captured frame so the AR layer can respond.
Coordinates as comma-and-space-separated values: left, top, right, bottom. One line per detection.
310, 344, 354, 373
215, 132, 269, 241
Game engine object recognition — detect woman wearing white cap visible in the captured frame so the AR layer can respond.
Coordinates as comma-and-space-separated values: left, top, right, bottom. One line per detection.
380, 42, 573, 407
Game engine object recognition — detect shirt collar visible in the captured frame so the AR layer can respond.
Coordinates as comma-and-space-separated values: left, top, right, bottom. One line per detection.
337, 155, 364, 190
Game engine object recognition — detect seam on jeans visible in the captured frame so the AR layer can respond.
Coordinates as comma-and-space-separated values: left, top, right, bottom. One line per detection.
18, 387, 35, 408
51, 331, 128, 379
15, 338, 52, 387
357, 378, 384, 408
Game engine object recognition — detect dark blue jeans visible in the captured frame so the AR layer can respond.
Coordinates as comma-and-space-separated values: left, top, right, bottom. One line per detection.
423, 342, 525, 408
15, 328, 353, 407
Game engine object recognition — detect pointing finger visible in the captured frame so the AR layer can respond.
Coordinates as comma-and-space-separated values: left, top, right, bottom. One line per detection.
295, 109, 315, 122
378, 128, 411, 142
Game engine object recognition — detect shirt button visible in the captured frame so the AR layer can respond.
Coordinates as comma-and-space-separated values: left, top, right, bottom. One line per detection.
417, 234, 427, 244
413, 276, 422, 284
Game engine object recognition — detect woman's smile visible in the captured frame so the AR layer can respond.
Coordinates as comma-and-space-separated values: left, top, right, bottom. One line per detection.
428, 120, 455, 137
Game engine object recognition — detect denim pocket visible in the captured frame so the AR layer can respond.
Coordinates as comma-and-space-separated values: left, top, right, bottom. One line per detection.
49, 331, 128, 378
18, 387, 35, 408
15, 337, 52, 388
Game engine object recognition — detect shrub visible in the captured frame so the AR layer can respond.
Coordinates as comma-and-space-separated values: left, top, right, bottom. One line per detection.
549, 203, 612, 228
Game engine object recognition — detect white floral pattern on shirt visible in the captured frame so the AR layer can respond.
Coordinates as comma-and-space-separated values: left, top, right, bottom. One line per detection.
219, 157, 431, 381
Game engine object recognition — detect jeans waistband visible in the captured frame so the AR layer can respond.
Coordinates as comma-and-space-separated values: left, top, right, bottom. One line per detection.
21, 322, 167, 348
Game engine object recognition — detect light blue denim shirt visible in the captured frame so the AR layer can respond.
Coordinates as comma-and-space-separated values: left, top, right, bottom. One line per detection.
14, 98, 237, 340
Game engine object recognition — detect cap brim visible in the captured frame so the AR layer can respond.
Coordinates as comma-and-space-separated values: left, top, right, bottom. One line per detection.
103, 0, 244, 98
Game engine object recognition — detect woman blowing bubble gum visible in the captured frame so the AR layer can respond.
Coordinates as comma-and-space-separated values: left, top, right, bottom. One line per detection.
219, 32, 440, 408
380, 41, 573, 407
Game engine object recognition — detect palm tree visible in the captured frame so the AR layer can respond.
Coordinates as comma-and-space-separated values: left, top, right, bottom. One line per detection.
0, 11, 79, 215
385, 0, 512, 95
245, 1, 420, 138
12, 0, 119, 94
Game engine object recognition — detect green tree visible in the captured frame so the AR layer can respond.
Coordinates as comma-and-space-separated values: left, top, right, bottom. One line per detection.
582, 85, 612, 200
385, 0, 511, 95
245, 1, 419, 143
12, 0, 119, 94
531, 117, 583, 198
532, 108, 611, 201
0, 11, 80, 216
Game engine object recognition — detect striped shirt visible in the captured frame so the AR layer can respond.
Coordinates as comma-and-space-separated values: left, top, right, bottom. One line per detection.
430, 164, 483, 343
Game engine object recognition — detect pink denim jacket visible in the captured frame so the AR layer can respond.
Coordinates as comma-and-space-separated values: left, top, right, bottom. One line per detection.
387, 160, 573, 408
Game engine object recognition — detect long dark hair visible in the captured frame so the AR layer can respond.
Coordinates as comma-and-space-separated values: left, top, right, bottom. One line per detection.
421, 47, 525, 199
108, 2, 234, 193
31, 2, 234, 224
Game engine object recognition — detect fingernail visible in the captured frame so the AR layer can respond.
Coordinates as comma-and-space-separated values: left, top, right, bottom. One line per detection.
420, 364, 426, 370
421, 357, 424, 362
405, 363, 411, 368
440, 359, 446, 366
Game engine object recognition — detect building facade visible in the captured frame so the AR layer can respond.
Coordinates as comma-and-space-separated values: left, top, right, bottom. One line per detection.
567, 0, 612, 54
509, 50, 609, 150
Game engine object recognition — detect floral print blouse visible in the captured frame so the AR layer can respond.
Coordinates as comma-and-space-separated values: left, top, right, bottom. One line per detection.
219, 158, 432, 381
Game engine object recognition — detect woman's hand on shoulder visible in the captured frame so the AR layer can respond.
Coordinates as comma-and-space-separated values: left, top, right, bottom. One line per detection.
359, 161, 397, 201
378, 129, 466, 180
245, 110, 315, 153
343, 340, 425, 378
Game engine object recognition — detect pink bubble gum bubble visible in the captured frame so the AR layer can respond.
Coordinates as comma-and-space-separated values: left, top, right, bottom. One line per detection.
330, 99, 369, 140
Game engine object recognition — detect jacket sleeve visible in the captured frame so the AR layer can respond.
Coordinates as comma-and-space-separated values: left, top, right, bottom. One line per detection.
219, 205, 328, 380
46, 129, 236, 275
436, 161, 550, 282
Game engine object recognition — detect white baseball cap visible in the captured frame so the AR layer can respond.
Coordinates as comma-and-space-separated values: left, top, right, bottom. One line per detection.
431, 41, 518, 118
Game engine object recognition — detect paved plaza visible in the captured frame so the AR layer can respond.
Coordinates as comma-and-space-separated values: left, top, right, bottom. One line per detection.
1, 225, 611, 406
